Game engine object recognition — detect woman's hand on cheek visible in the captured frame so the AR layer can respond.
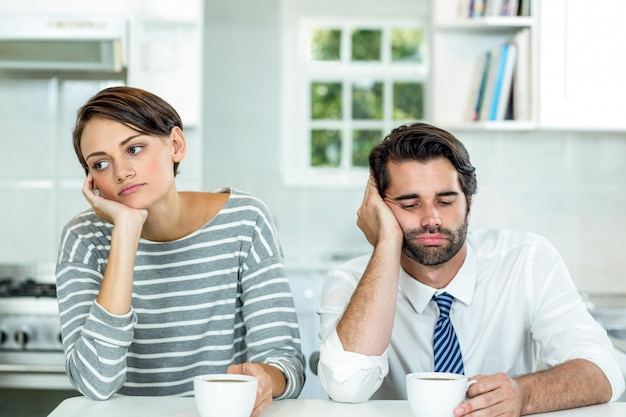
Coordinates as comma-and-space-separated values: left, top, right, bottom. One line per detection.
82, 174, 148, 228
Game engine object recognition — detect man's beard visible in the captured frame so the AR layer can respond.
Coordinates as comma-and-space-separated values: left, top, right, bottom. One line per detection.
402, 218, 468, 266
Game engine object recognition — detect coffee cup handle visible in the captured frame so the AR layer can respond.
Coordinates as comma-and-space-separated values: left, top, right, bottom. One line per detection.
467, 379, 477, 389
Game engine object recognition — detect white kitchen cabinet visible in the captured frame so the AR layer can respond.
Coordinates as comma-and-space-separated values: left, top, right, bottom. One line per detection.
0, 0, 204, 264
127, 0, 204, 128
430, 0, 537, 131
538, 0, 626, 130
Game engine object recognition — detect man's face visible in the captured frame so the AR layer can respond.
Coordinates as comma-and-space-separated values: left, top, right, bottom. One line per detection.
383, 158, 470, 266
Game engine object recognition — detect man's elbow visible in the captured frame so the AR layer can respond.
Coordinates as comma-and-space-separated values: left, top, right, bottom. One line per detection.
320, 378, 373, 403
317, 364, 378, 403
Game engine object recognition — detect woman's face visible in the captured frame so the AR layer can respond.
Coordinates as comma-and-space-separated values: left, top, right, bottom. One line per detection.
80, 117, 184, 209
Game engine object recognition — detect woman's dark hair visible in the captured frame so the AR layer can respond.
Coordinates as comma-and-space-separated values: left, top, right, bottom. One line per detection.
369, 122, 477, 199
72, 86, 183, 176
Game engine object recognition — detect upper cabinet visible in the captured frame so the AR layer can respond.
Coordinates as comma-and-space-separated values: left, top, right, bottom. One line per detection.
537, 0, 626, 130
430, 0, 536, 131
127, 0, 204, 128
431, 0, 626, 132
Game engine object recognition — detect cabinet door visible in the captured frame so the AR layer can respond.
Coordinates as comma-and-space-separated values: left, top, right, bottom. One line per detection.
127, 0, 204, 128
538, 0, 626, 130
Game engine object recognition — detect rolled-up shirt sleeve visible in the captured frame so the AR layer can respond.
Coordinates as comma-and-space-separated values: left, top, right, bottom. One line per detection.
317, 256, 390, 403
318, 329, 388, 402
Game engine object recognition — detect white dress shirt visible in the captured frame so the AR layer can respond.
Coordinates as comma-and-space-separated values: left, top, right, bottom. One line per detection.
317, 229, 625, 403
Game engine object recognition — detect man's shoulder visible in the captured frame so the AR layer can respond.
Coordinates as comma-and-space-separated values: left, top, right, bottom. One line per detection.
329, 252, 372, 277
467, 229, 552, 256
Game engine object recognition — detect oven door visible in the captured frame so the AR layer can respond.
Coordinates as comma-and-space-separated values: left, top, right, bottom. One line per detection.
0, 358, 80, 417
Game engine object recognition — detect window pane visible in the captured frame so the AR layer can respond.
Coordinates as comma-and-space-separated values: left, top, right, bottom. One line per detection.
311, 82, 342, 119
352, 80, 383, 120
311, 130, 342, 167
352, 129, 382, 167
393, 82, 424, 120
391, 29, 424, 63
310, 29, 341, 61
351, 29, 381, 61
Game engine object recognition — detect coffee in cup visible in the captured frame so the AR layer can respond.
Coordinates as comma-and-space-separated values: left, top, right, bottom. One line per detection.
194, 374, 258, 417
406, 372, 476, 417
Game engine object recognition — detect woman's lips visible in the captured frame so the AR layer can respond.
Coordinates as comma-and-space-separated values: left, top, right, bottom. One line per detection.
119, 183, 144, 196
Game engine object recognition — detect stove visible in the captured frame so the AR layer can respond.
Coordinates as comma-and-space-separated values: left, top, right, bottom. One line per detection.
0, 263, 70, 390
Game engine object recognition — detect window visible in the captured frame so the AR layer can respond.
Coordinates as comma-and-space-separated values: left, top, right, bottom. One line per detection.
281, 1, 429, 187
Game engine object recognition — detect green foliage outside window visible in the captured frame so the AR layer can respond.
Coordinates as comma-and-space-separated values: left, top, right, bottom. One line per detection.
352, 130, 382, 167
352, 81, 383, 119
310, 29, 341, 61
351, 29, 381, 61
311, 130, 342, 167
391, 29, 423, 63
393, 82, 424, 120
311, 82, 342, 119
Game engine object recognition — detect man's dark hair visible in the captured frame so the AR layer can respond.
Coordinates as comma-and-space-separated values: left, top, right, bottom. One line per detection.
369, 122, 477, 199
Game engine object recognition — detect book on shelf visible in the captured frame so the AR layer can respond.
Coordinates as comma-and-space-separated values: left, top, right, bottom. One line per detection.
470, 33, 528, 122
478, 45, 501, 121
513, 28, 531, 121
493, 42, 517, 121
467, 0, 531, 17
486, 43, 510, 120
471, 50, 492, 121
467, 0, 485, 17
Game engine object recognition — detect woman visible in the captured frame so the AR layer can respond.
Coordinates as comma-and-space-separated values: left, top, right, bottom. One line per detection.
55, 86, 305, 416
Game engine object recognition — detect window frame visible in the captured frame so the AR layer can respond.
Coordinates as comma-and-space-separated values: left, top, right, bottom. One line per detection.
280, 1, 429, 188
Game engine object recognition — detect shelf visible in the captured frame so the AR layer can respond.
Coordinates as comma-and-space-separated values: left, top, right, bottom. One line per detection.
441, 120, 537, 132
436, 16, 534, 30
430, 0, 537, 129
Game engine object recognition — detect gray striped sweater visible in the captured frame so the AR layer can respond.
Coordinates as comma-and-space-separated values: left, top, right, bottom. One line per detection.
55, 189, 305, 400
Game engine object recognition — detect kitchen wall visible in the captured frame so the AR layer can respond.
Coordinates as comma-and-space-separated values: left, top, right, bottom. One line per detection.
0, 0, 624, 402
202, 0, 626, 295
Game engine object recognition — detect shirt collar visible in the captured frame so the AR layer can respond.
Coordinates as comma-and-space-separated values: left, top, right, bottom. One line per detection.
398, 242, 477, 314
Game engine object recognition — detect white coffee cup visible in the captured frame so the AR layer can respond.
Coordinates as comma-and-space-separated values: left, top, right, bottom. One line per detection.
406, 372, 476, 417
193, 374, 258, 417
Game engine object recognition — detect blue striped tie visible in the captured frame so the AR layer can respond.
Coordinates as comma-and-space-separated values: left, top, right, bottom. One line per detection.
432, 292, 464, 374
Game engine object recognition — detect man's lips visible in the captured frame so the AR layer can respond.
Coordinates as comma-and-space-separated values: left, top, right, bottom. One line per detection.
415, 234, 447, 245
119, 183, 144, 196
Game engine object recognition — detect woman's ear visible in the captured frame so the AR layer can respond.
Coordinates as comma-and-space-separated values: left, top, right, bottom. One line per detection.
170, 126, 187, 163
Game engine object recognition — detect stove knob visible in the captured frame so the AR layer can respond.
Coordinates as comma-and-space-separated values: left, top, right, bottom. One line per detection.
15, 329, 30, 349
0, 329, 6, 345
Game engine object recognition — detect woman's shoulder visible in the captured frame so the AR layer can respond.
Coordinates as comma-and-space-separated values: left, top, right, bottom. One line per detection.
62, 209, 110, 233
59, 209, 113, 246
209, 188, 277, 228
224, 188, 271, 209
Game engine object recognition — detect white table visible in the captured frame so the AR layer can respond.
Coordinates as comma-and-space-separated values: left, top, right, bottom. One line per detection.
47, 396, 626, 417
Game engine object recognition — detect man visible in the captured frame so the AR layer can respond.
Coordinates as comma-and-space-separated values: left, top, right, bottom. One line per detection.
317, 123, 624, 416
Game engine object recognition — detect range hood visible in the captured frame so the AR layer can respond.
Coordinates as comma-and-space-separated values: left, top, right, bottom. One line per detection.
0, 14, 126, 73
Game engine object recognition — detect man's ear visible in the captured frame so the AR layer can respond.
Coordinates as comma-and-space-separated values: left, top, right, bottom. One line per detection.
170, 126, 187, 163
466, 195, 472, 219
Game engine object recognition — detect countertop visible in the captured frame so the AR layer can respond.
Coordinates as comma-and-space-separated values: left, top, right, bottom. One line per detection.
48, 397, 626, 417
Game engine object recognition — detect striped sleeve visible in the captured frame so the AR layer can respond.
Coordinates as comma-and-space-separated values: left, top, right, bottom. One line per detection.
232, 193, 306, 399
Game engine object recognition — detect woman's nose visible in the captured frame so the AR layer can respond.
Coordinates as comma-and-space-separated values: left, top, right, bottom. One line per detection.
114, 161, 135, 183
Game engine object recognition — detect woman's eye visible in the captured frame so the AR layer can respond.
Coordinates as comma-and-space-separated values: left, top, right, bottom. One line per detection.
128, 145, 144, 155
93, 160, 110, 171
